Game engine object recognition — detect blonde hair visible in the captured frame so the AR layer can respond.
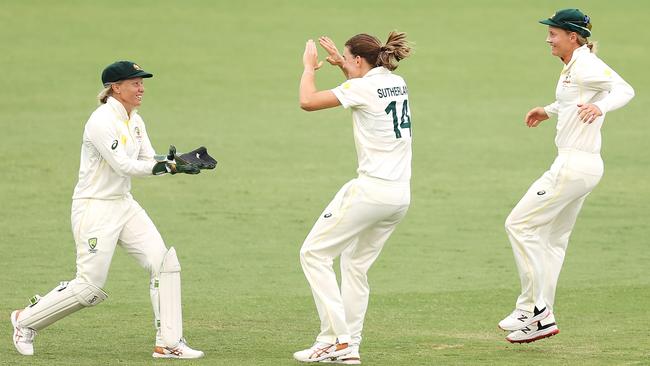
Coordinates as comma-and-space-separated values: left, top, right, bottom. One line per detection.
577, 34, 598, 54
566, 29, 597, 54
97, 84, 113, 104
345, 31, 412, 71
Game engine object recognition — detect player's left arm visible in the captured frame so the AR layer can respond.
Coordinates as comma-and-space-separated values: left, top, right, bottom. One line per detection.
577, 60, 635, 123
300, 39, 342, 111
135, 118, 200, 175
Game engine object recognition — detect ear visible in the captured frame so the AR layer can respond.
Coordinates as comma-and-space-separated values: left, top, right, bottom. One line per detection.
113, 82, 124, 95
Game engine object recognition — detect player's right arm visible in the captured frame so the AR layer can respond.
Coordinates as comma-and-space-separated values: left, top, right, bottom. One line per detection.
525, 106, 551, 128
299, 39, 341, 111
85, 116, 156, 177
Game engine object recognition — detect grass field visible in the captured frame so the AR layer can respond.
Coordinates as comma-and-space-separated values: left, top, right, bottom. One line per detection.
1, 1, 649, 365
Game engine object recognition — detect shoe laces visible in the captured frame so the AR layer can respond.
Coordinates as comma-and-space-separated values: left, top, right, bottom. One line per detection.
311, 341, 333, 350
20, 327, 36, 343
177, 337, 194, 350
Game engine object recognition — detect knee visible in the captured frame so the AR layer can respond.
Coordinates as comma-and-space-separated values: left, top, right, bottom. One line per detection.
147, 247, 170, 277
341, 259, 363, 277
505, 213, 523, 234
299, 247, 312, 265
299, 245, 330, 267
76, 272, 108, 289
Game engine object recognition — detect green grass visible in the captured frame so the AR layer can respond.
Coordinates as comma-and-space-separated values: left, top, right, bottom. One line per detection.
1, 0, 649, 365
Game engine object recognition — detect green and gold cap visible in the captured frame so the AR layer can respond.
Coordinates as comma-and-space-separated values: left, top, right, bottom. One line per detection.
540, 8, 592, 38
101, 60, 153, 86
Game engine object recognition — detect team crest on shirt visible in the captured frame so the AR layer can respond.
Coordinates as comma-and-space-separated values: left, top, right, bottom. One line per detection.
562, 71, 572, 87
134, 126, 142, 141
88, 237, 98, 253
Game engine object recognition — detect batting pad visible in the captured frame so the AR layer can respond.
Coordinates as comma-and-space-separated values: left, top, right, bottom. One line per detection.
159, 247, 183, 348
18, 280, 107, 331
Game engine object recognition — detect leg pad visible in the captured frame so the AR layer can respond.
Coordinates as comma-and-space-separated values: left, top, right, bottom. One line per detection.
18, 280, 107, 331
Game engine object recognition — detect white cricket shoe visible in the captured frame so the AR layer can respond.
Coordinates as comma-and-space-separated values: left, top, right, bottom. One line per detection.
152, 338, 204, 359
506, 314, 559, 344
498, 306, 550, 331
293, 341, 351, 362
11, 310, 36, 356
322, 344, 361, 364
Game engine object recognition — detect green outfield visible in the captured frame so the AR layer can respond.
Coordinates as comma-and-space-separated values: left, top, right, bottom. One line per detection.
1, 0, 648, 365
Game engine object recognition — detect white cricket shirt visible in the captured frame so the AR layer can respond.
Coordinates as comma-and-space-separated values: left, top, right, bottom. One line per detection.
543, 45, 634, 154
72, 97, 157, 200
332, 67, 412, 182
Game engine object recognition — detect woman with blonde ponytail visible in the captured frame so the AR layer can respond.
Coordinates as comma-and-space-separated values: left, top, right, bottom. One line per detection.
499, 9, 634, 344
294, 32, 412, 364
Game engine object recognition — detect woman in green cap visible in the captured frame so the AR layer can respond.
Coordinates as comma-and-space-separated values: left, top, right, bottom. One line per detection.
11, 61, 204, 359
498, 9, 635, 343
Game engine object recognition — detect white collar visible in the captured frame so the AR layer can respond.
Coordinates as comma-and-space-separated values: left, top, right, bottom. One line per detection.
363, 66, 391, 78
106, 96, 135, 121
563, 45, 590, 72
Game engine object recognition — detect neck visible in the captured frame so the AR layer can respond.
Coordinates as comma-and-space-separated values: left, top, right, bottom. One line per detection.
359, 65, 374, 77
113, 95, 133, 116
560, 45, 581, 65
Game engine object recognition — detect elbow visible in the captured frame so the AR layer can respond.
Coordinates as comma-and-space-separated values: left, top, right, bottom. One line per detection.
299, 100, 317, 112
114, 165, 131, 177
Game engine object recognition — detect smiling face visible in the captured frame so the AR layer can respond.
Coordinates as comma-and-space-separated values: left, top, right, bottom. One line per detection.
112, 77, 145, 114
546, 26, 579, 62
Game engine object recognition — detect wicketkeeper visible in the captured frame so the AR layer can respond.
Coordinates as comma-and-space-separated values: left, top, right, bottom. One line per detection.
10, 60, 217, 358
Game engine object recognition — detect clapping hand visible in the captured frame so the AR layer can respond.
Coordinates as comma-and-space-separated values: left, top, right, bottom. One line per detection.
303, 40, 323, 71
318, 36, 344, 67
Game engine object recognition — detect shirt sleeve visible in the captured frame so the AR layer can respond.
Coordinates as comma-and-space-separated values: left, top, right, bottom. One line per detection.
544, 101, 559, 117
580, 59, 635, 114
331, 78, 367, 109
86, 116, 156, 177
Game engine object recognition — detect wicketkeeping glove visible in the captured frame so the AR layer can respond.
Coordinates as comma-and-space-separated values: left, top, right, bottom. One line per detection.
178, 146, 218, 170
152, 145, 201, 175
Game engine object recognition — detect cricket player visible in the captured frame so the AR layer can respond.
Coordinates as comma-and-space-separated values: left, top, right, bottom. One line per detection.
498, 9, 634, 343
294, 32, 412, 364
11, 61, 207, 358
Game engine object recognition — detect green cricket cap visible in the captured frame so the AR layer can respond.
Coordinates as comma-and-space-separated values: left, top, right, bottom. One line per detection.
101, 60, 153, 86
540, 8, 592, 38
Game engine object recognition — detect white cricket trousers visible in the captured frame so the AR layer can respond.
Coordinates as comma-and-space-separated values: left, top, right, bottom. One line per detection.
72, 196, 167, 333
72, 196, 167, 289
300, 175, 410, 346
505, 148, 603, 312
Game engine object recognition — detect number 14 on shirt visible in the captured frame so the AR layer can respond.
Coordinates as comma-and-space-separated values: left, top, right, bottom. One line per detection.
385, 99, 412, 138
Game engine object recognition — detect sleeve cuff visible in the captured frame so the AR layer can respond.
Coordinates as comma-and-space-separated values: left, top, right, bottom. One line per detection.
593, 101, 609, 115
543, 106, 556, 117
331, 88, 350, 109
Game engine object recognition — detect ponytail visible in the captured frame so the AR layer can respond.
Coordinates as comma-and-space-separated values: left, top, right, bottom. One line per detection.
376, 31, 411, 70
345, 30, 411, 71
97, 85, 112, 104
575, 32, 598, 54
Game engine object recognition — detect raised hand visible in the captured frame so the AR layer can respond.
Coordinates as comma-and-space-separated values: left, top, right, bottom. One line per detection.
303, 39, 323, 71
318, 36, 344, 67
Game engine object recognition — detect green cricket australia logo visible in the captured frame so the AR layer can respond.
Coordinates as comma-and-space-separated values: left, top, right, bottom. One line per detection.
88, 237, 98, 253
